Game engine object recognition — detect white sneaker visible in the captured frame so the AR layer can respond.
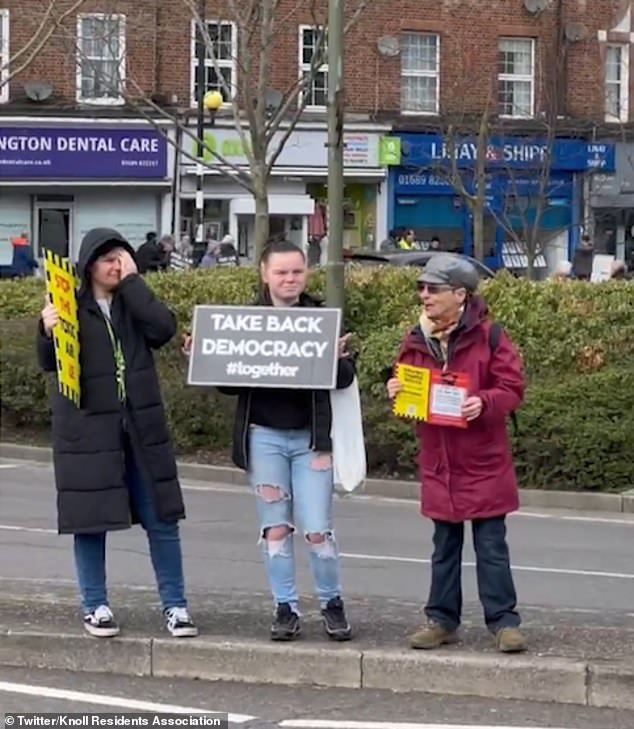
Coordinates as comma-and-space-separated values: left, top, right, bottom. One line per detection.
84, 605, 120, 638
164, 606, 198, 638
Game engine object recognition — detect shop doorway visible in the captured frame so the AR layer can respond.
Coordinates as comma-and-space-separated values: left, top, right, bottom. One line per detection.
35, 200, 74, 260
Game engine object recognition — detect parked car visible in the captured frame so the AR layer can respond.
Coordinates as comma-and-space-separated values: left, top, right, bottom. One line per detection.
343, 249, 496, 278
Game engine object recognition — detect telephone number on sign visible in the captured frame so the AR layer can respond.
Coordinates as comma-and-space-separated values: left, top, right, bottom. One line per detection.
397, 173, 447, 186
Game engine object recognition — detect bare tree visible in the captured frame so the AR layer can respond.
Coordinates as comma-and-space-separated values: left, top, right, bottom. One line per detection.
0, 0, 90, 91
52, 0, 368, 260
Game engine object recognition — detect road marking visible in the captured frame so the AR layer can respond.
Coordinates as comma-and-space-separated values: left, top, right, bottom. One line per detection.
0, 464, 18, 469
340, 551, 634, 581
279, 721, 572, 729
0, 680, 255, 721
0, 524, 57, 534
2, 521, 634, 583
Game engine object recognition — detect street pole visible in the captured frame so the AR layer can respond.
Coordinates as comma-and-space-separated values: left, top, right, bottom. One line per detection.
326, 0, 345, 309
194, 0, 206, 267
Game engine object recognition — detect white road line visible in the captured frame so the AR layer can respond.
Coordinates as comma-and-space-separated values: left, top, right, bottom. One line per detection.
340, 552, 634, 581
0, 680, 255, 721
279, 721, 572, 729
0, 464, 18, 469
0, 524, 57, 534
2, 521, 634, 582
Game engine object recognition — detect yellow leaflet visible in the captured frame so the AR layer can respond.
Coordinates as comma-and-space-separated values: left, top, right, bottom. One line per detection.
44, 249, 81, 407
392, 363, 431, 421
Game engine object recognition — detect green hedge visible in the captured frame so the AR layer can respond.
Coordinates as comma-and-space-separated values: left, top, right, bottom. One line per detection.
1, 268, 633, 491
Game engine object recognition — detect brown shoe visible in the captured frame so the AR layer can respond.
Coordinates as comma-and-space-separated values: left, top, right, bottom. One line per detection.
495, 627, 527, 653
410, 621, 459, 650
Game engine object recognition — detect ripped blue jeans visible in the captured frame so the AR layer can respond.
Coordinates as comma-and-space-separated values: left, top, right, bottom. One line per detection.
248, 425, 343, 613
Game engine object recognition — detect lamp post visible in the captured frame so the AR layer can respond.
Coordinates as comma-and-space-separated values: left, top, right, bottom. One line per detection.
193, 24, 223, 268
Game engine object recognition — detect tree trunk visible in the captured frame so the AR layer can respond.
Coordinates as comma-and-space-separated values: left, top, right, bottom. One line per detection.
472, 201, 485, 262
253, 178, 269, 262
526, 242, 535, 281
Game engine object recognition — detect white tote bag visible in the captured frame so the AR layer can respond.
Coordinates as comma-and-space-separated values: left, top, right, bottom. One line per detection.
330, 376, 367, 493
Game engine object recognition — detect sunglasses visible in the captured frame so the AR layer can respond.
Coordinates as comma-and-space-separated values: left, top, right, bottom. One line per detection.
416, 282, 453, 294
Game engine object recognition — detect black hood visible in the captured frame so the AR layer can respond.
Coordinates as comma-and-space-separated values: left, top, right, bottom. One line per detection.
77, 227, 136, 285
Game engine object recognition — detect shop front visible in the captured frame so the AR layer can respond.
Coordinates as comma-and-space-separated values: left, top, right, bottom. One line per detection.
178, 124, 390, 260
590, 142, 634, 265
388, 133, 616, 272
0, 120, 173, 271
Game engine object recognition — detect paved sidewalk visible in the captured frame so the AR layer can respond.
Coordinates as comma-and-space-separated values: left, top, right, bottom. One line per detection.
1, 582, 634, 711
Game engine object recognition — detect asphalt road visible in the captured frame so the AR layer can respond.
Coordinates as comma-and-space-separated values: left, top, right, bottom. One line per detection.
2, 458, 634, 617
1, 666, 633, 729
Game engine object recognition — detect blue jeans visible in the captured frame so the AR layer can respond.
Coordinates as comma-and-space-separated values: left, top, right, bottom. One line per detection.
425, 517, 521, 632
248, 425, 343, 613
73, 438, 187, 613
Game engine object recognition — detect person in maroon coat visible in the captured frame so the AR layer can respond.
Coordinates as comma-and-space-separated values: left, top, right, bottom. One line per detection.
387, 254, 527, 653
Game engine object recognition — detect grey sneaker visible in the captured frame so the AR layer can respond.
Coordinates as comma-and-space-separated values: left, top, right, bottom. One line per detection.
164, 606, 198, 638
83, 605, 120, 638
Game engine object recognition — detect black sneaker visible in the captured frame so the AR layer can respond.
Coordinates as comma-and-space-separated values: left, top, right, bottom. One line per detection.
83, 605, 120, 638
164, 606, 198, 638
321, 597, 352, 641
270, 603, 301, 641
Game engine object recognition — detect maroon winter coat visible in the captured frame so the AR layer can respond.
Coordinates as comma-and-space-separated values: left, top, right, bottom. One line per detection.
395, 296, 525, 523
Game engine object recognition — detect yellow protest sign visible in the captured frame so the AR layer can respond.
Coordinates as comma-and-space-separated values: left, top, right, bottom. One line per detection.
44, 249, 81, 407
393, 363, 431, 421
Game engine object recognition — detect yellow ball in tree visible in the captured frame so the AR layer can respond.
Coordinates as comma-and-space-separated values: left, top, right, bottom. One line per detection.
203, 90, 224, 111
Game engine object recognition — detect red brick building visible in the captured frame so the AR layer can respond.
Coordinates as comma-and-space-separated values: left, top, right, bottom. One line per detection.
0, 0, 631, 267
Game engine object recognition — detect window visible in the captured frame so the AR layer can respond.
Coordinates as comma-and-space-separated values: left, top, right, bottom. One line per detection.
77, 14, 125, 104
401, 33, 439, 114
299, 26, 327, 109
0, 9, 9, 104
191, 20, 236, 106
498, 37, 535, 118
605, 44, 629, 122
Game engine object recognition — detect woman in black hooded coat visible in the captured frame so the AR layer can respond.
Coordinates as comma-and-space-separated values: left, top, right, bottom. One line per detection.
37, 227, 197, 639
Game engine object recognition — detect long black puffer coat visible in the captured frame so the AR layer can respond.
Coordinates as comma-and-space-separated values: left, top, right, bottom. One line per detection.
36, 228, 184, 534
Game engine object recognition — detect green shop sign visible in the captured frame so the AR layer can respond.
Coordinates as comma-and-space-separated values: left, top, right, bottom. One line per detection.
379, 136, 401, 166
201, 132, 251, 162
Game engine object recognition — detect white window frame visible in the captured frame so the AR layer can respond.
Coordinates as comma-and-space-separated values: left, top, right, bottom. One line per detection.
298, 24, 328, 110
605, 43, 629, 122
400, 32, 440, 115
0, 9, 9, 104
190, 19, 237, 108
497, 37, 535, 119
76, 13, 126, 105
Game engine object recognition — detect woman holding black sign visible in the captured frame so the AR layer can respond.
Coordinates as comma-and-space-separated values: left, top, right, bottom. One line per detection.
184, 240, 355, 641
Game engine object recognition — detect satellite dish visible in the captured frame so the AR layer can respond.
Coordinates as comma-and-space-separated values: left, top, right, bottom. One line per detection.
522, 0, 549, 14
565, 22, 589, 42
264, 88, 283, 113
377, 36, 400, 57
24, 81, 53, 102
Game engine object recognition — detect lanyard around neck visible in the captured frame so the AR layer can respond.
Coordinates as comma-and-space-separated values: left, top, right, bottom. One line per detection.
102, 314, 127, 403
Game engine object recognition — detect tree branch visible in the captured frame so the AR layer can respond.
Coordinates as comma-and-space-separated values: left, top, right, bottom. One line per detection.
0, 0, 89, 86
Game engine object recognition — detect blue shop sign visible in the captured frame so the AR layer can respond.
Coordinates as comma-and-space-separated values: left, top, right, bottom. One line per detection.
0, 127, 168, 179
396, 133, 615, 172
394, 169, 573, 198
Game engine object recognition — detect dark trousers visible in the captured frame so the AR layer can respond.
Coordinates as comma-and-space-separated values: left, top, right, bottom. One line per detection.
425, 516, 521, 632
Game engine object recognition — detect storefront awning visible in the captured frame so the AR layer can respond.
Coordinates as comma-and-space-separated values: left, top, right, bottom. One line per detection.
230, 194, 315, 216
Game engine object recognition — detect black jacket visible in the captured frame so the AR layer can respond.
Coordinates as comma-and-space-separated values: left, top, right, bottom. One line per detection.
36, 228, 184, 534
219, 293, 356, 470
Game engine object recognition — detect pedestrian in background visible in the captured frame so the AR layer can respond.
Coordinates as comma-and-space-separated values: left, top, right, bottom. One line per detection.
37, 228, 197, 639
387, 254, 527, 654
